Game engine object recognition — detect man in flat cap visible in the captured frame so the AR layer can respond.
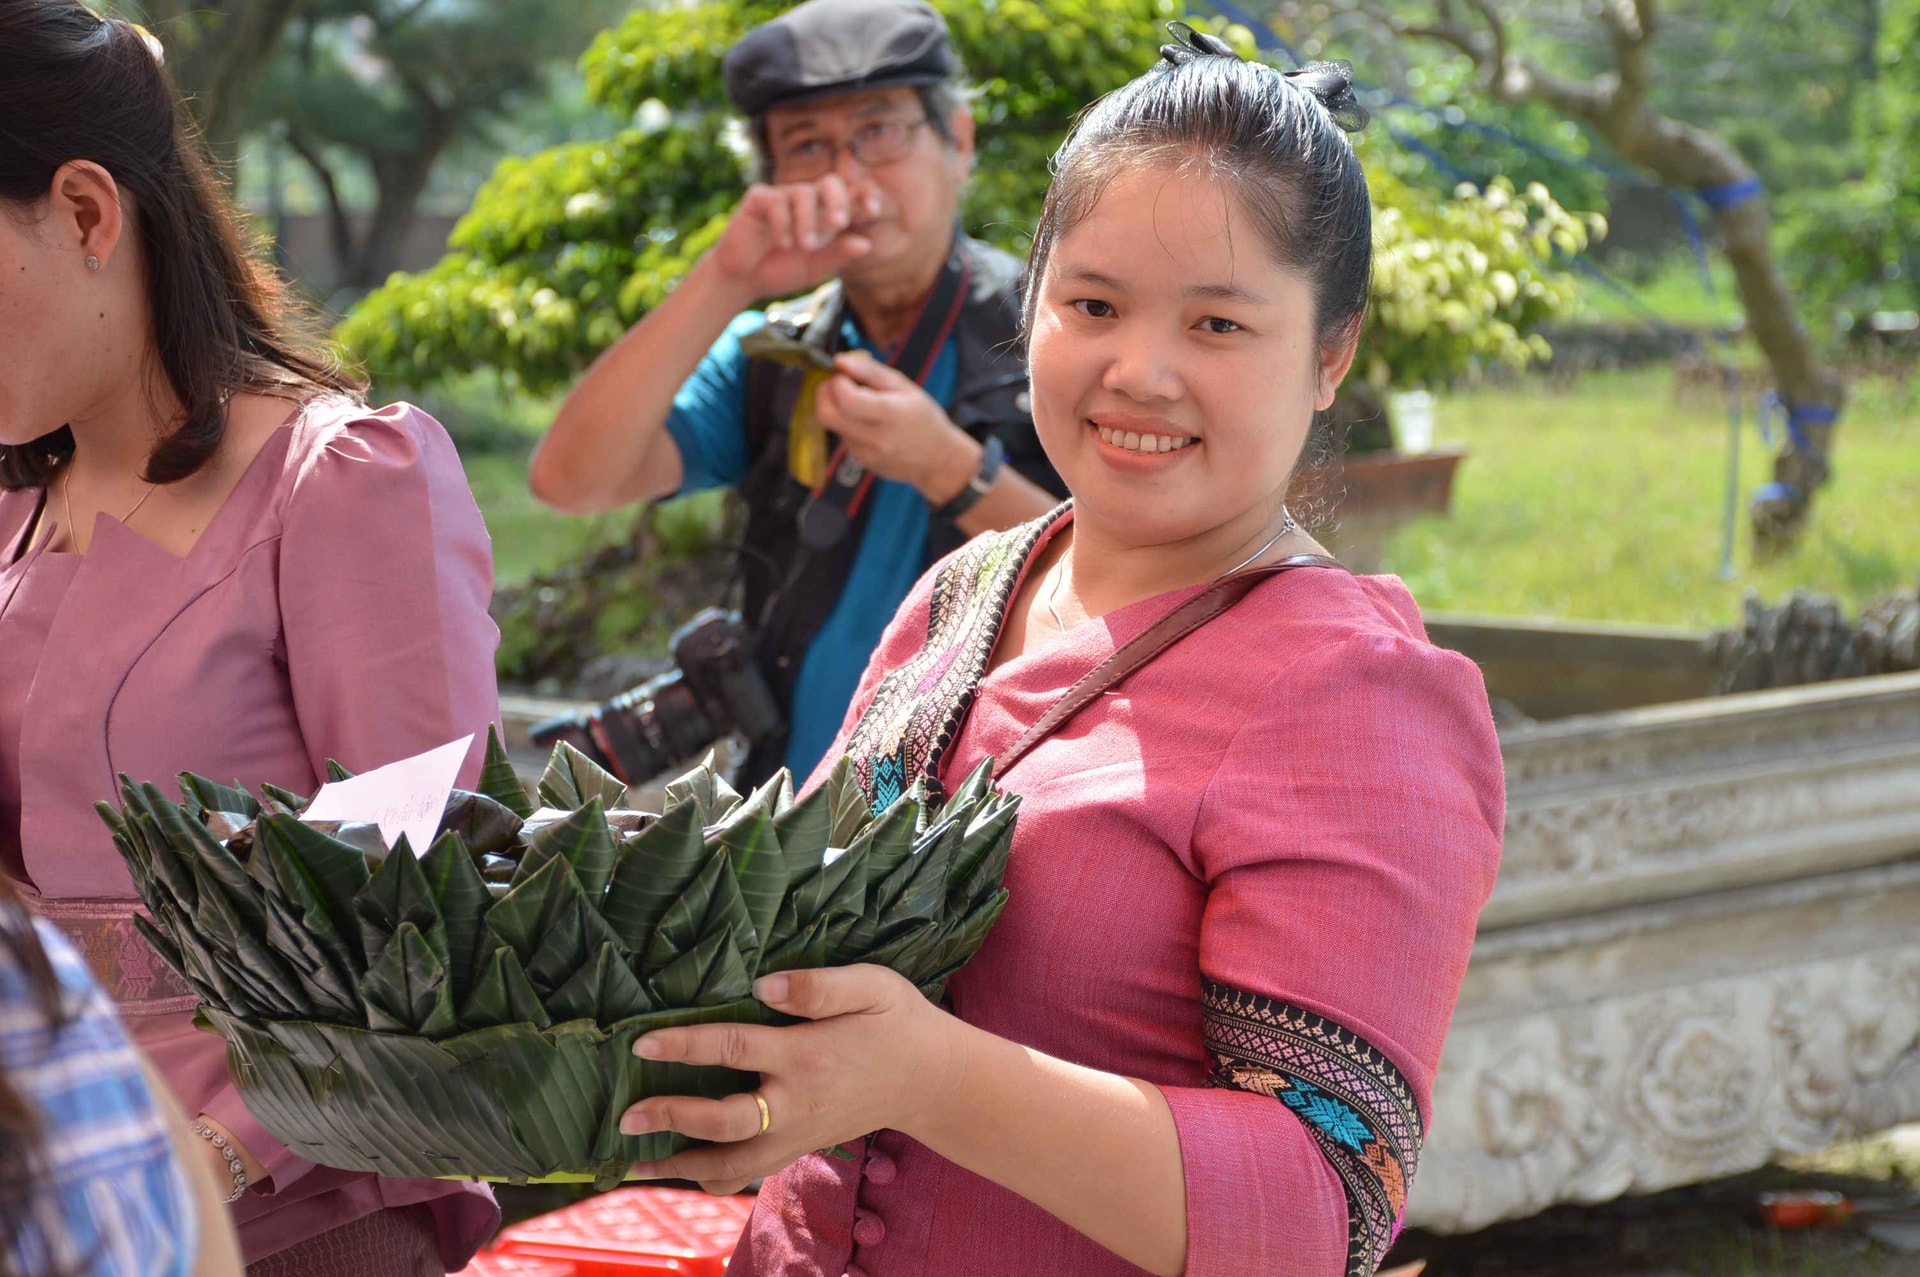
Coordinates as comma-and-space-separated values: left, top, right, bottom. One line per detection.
533, 0, 1062, 785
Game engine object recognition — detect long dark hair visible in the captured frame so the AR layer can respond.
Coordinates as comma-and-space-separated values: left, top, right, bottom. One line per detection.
0, 0, 363, 492
0, 877, 75, 1277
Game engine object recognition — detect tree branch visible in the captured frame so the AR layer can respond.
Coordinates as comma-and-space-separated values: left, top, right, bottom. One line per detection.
1632, 0, 1659, 43
1398, 18, 1486, 64
280, 125, 355, 275
1600, 0, 1654, 117
1464, 0, 1509, 91
1357, 0, 1609, 110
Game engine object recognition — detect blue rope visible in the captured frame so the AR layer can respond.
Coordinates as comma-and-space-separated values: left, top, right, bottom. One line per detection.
1385, 123, 1476, 185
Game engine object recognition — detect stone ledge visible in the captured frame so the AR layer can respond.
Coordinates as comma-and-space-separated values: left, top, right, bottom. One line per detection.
1413, 858, 1920, 1232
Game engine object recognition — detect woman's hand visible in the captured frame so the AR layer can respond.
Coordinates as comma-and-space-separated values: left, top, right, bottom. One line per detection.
617, 965, 958, 1196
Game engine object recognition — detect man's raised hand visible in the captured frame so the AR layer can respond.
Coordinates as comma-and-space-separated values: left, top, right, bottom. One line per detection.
710, 174, 880, 301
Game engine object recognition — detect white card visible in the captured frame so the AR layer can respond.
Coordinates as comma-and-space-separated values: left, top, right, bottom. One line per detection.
300, 734, 475, 857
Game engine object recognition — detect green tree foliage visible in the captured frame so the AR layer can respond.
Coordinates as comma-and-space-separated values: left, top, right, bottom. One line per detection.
253, 0, 624, 292
1362, 166, 1599, 391
119, 0, 308, 159
338, 0, 1585, 398
1379, 95, 1609, 215
1778, 0, 1920, 321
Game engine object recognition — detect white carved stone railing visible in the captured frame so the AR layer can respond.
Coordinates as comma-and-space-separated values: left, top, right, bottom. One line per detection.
1409, 669, 1920, 1232
502, 665, 1920, 1234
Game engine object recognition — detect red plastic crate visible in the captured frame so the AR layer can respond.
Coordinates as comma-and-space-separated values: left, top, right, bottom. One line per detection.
454, 1253, 579, 1277
490, 1187, 755, 1277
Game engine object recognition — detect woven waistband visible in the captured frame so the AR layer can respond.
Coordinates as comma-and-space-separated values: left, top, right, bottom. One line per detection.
22, 896, 198, 1017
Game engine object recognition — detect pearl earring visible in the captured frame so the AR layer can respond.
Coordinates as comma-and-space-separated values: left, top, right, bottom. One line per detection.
85, 255, 101, 271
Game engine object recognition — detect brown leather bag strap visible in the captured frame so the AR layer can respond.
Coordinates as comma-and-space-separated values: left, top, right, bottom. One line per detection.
992, 554, 1345, 780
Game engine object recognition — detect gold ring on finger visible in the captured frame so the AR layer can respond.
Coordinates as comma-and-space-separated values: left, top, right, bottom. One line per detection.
752, 1090, 772, 1137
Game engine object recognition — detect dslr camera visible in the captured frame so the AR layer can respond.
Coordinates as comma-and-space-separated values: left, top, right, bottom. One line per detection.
528, 608, 785, 787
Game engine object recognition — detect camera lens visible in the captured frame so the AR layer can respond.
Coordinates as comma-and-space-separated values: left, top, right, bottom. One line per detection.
673, 610, 786, 746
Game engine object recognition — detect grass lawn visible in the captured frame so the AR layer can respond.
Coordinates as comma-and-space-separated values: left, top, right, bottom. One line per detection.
1569, 252, 1746, 330
413, 376, 643, 587
1381, 369, 1920, 631
463, 450, 635, 587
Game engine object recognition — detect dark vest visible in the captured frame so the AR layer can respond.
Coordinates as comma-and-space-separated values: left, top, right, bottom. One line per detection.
734, 235, 1062, 777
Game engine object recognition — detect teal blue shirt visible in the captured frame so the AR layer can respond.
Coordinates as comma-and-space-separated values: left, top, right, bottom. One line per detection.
665, 311, 960, 780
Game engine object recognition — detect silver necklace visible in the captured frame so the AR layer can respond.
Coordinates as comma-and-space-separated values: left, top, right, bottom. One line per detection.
1042, 551, 1072, 633
1040, 506, 1297, 634
1215, 506, 1298, 579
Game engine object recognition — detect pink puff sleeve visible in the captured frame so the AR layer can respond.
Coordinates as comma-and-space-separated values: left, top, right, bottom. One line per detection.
1163, 632, 1505, 1277
203, 402, 500, 1192
275, 402, 501, 786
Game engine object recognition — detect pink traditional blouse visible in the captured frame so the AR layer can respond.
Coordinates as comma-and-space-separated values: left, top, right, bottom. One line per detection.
732, 507, 1506, 1277
0, 397, 502, 1269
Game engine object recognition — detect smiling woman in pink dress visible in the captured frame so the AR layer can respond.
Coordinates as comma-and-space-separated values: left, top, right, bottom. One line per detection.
0, 4, 499, 1273
608, 26, 1505, 1277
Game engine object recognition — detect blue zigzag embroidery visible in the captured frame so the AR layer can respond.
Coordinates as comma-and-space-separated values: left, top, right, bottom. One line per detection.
871, 753, 906, 814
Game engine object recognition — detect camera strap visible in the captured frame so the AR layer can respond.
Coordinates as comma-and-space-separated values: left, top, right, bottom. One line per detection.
794, 236, 973, 549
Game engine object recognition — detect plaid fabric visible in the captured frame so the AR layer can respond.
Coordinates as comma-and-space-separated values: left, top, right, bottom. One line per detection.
0, 917, 197, 1276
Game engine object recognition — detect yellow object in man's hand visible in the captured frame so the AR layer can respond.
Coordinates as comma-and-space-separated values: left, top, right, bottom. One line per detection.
788, 369, 833, 489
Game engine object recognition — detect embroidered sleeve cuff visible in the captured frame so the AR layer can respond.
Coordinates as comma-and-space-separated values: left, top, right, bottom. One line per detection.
1202, 981, 1425, 1277
1160, 1083, 1348, 1277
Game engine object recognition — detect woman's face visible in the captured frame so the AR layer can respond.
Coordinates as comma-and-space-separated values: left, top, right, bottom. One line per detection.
0, 166, 142, 448
1026, 161, 1353, 552
0, 204, 86, 446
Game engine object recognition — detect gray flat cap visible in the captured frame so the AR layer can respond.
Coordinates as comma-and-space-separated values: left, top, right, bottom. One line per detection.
724, 0, 954, 117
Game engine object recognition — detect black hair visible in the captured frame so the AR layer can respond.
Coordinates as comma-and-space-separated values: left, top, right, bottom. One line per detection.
0, 0, 364, 492
1025, 25, 1371, 353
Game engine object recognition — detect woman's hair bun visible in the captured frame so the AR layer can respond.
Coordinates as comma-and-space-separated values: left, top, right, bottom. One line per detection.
1156, 24, 1368, 135
1158, 21, 1238, 66
1283, 61, 1369, 134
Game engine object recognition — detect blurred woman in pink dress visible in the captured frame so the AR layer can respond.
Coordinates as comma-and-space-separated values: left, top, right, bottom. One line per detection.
0, 4, 500, 1272
611, 26, 1506, 1277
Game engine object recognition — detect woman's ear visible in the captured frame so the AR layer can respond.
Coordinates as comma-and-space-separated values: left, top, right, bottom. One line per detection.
1312, 317, 1363, 412
47, 160, 126, 270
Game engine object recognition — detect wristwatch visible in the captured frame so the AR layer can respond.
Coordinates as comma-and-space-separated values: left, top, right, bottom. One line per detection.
934, 435, 1005, 522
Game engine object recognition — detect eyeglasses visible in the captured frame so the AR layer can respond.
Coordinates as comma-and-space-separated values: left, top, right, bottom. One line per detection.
773, 117, 931, 181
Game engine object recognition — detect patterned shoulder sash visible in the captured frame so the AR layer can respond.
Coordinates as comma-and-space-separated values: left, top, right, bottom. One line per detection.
842, 508, 1060, 812
1204, 982, 1424, 1277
